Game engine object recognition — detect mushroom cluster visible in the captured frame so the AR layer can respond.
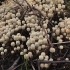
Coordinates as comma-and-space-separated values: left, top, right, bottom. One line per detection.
52, 18, 70, 42
0, 0, 69, 69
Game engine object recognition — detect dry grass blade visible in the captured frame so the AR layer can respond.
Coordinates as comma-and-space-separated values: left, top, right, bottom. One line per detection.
8, 57, 20, 70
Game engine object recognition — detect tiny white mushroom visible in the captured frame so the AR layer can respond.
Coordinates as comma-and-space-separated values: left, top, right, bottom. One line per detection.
40, 63, 45, 68
14, 47, 17, 51
39, 55, 44, 60
49, 58, 53, 61
41, 52, 46, 57
20, 52, 24, 55
17, 46, 20, 50
24, 54, 29, 59
28, 52, 33, 58
44, 64, 49, 68
65, 58, 69, 61
16, 41, 20, 46
1, 52, 4, 55
11, 42, 15, 47
59, 45, 63, 50
50, 47, 55, 53
20, 44, 24, 48
11, 50, 14, 54
24, 49, 27, 53
31, 44, 35, 50
4, 49, 7, 53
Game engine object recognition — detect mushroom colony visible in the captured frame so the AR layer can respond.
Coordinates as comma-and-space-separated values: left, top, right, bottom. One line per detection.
0, 0, 70, 69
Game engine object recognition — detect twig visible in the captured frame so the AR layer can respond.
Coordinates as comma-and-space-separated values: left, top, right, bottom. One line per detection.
8, 57, 20, 70
13, 0, 28, 20
24, 0, 32, 10
49, 18, 54, 26
39, 19, 53, 47
13, 0, 23, 10
32, 7, 46, 18
63, 49, 68, 58
11, 63, 24, 70
38, 60, 40, 70
31, 62, 36, 70
20, 7, 28, 20
53, 41, 70, 45
26, 13, 40, 17
13, 0, 23, 7
24, 0, 46, 18
38, 60, 70, 63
